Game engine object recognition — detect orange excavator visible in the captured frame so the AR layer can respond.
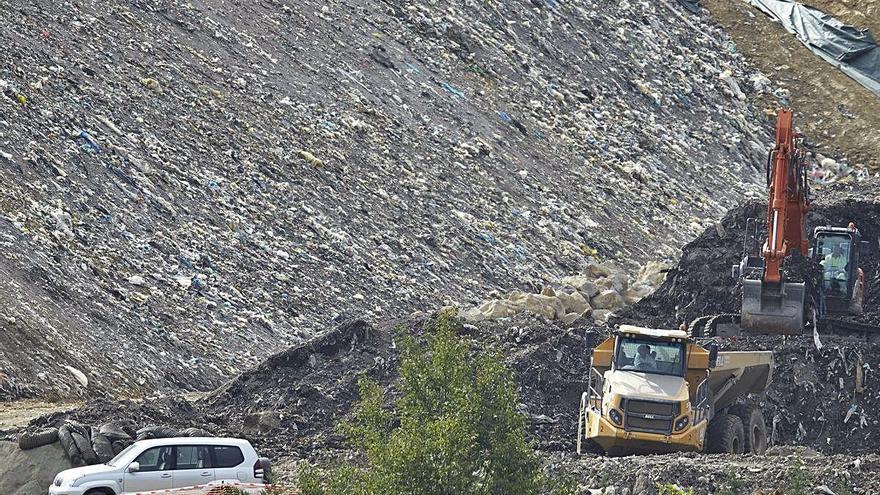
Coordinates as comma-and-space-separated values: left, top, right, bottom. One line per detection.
693, 109, 866, 337
738, 108, 811, 334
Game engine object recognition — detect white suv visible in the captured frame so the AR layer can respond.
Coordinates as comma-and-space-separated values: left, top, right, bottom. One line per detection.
49, 437, 270, 495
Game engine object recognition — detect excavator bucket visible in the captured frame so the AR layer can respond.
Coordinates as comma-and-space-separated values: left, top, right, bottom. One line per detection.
741, 279, 805, 335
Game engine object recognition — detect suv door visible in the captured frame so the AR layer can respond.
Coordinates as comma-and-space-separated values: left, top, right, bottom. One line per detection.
211, 445, 247, 481
172, 445, 215, 488
124, 446, 173, 492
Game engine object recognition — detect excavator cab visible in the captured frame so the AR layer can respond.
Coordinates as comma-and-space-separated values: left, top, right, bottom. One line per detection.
813, 225, 866, 315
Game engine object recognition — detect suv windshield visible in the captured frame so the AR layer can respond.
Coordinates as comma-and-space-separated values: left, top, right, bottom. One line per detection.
615, 337, 685, 376
107, 443, 139, 467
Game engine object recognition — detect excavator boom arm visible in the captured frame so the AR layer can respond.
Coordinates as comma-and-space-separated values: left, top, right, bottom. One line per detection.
763, 109, 809, 283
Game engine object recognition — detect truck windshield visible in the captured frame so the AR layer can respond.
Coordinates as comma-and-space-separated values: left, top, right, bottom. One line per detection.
615, 337, 685, 376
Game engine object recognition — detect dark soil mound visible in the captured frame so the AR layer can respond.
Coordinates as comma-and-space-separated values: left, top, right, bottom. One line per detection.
708, 334, 880, 454
201, 314, 601, 459
617, 181, 880, 330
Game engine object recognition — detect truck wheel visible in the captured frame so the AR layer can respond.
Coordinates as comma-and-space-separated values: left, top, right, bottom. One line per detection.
576, 404, 604, 455
729, 404, 767, 454
706, 414, 744, 454
579, 438, 604, 455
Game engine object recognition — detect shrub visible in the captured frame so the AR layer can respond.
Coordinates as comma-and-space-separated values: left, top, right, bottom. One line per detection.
786, 461, 810, 495
260, 485, 301, 495
717, 470, 745, 495
657, 484, 695, 495
299, 310, 559, 495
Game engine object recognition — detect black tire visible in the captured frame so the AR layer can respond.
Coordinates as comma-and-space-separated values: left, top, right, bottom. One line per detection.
729, 404, 768, 454
18, 428, 59, 450
258, 457, 272, 482
72, 431, 99, 465
706, 414, 745, 454
181, 427, 211, 437
99, 421, 135, 441
575, 396, 604, 456
136, 426, 179, 440
59, 424, 84, 466
84, 489, 114, 495
91, 428, 115, 463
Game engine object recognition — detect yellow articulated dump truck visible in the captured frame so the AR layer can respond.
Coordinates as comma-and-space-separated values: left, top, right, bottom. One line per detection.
577, 325, 773, 456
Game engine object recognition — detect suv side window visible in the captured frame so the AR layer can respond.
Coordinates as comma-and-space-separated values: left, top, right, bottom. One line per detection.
134, 446, 173, 472
211, 446, 244, 468
175, 445, 212, 470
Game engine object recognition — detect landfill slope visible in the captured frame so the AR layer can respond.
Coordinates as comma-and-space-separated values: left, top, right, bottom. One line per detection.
0, 0, 770, 399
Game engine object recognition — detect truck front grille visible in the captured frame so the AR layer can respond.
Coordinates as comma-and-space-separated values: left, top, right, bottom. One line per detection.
621, 398, 677, 435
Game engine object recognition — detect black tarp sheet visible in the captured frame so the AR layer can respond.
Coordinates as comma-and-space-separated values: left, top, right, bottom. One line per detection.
677, 0, 701, 14
747, 0, 880, 97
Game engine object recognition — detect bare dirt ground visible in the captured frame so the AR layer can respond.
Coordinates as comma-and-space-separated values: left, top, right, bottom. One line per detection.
704, 0, 880, 170
808, 0, 880, 35
0, 400, 79, 433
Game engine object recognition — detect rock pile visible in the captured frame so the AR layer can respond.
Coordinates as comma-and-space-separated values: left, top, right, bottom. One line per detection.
552, 447, 880, 494
0, 0, 771, 399
461, 262, 668, 324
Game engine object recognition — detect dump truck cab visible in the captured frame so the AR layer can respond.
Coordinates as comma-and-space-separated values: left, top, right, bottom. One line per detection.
578, 325, 773, 456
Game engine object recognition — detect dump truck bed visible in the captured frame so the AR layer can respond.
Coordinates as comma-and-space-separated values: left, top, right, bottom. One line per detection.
709, 351, 774, 411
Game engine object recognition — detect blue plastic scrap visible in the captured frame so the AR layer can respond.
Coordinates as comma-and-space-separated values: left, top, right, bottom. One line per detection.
78, 130, 102, 153
439, 82, 466, 99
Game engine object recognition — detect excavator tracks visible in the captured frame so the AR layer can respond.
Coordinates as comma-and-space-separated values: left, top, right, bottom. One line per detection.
819, 317, 880, 337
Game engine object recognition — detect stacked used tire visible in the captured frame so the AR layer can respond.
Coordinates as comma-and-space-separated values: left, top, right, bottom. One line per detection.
18, 420, 212, 466
57, 421, 136, 465
135, 426, 211, 440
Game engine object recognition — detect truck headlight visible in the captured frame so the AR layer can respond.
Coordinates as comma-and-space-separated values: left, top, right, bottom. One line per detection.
53, 475, 64, 487
608, 408, 623, 425
675, 415, 690, 431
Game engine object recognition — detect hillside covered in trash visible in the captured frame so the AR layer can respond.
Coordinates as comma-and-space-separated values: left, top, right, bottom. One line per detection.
0, 0, 777, 399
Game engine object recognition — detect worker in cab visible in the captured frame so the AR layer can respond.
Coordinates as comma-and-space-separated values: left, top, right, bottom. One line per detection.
634, 344, 657, 370
821, 244, 848, 282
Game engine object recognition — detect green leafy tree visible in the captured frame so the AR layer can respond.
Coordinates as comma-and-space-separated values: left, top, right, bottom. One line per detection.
786, 461, 810, 495
657, 484, 695, 495
299, 310, 562, 495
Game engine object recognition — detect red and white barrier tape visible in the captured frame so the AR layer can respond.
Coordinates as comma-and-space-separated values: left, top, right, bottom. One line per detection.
127, 480, 270, 495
